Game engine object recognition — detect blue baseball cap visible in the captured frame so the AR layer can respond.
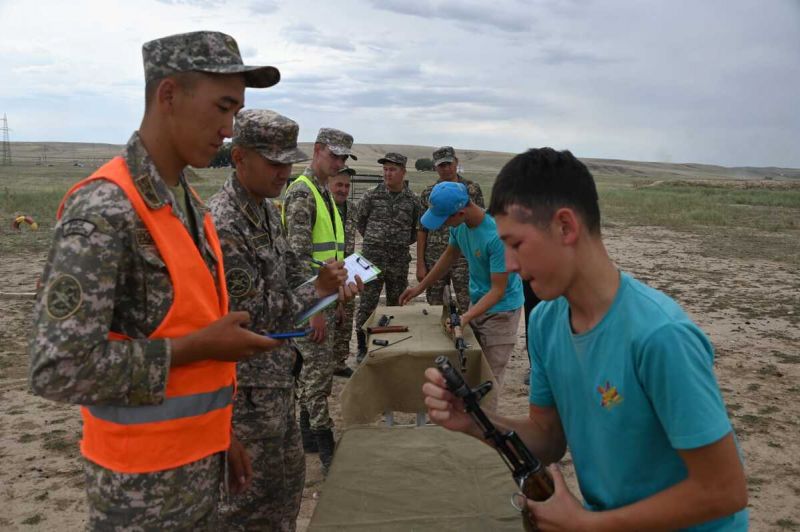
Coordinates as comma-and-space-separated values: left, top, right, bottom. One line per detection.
421, 181, 469, 230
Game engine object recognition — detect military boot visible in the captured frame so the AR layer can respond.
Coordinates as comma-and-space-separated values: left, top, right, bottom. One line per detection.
300, 408, 318, 453
356, 330, 367, 364
314, 428, 336, 476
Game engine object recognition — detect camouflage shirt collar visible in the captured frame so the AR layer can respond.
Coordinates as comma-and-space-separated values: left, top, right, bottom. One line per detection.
435, 174, 467, 186
124, 132, 183, 210
225, 172, 266, 229
377, 182, 412, 196
301, 166, 328, 193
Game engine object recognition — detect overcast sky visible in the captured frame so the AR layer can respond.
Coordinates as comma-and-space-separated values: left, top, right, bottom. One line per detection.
1, 0, 798, 167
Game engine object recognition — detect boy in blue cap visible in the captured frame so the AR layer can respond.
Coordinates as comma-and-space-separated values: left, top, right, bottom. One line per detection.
399, 181, 523, 401
421, 148, 748, 530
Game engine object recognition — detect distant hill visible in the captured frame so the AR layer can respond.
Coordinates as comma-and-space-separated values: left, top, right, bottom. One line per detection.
7, 141, 800, 182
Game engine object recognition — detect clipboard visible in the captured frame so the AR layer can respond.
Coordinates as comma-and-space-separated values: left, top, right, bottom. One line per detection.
295, 253, 381, 325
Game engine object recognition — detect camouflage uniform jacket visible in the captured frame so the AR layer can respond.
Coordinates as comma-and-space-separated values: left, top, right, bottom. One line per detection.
29, 132, 220, 406
357, 183, 420, 250
419, 175, 485, 260
283, 166, 339, 280
208, 174, 318, 388
336, 198, 359, 256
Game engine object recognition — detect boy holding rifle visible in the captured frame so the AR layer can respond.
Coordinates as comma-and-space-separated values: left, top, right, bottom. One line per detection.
423, 148, 748, 530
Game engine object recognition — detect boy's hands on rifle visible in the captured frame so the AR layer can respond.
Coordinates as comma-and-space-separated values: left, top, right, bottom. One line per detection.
523, 464, 587, 531
421, 367, 476, 435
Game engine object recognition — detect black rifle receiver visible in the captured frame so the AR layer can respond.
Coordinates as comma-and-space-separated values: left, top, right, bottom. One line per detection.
435, 356, 554, 531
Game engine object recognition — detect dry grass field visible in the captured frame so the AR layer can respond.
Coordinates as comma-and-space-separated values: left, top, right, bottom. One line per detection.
1, 142, 799, 530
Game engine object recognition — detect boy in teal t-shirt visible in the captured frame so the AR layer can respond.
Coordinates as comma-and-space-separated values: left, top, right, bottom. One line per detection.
400, 181, 523, 397
422, 149, 748, 530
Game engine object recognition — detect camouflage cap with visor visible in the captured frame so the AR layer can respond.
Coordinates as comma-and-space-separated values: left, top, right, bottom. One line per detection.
142, 31, 280, 88
432, 146, 456, 166
377, 152, 407, 167
316, 128, 357, 160
337, 165, 357, 177
233, 109, 308, 164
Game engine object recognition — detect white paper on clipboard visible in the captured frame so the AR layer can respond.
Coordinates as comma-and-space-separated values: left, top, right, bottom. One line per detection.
295, 253, 381, 325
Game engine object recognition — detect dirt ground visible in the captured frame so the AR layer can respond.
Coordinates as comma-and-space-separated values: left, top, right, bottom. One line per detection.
1, 223, 799, 530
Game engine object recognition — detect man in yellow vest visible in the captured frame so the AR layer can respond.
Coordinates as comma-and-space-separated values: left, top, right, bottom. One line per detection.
282, 127, 354, 475
29, 31, 281, 529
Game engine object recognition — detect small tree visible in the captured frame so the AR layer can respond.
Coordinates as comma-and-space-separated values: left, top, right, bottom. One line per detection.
415, 158, 434, 171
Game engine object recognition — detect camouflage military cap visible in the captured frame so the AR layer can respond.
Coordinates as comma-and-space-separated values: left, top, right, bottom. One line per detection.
336, 166, 357, 176
315, 128, 358, 160
233, 109, 308, 164
432, 146, 456, 166
142, 31, 280, 88
377, 152, 407, 167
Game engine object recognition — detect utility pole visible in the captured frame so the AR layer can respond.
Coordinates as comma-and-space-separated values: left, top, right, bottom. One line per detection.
1, 113, 11, 166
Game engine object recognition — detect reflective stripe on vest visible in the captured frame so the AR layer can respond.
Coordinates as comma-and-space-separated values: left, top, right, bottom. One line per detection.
57, 156, 236, 474
88, 384, 234, 424
282, 174, 345, 264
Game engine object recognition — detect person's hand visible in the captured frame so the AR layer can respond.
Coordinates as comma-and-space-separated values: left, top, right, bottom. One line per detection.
524, 464, 588, 531
416, 262, 427, 283
227, 433, 253, 495
309, 312, 327, 343
315, 259, 347, 297
338, 274, 364, 302
399, 285, 422, 306
458, 313, 470, 330
421, 367, 473, 434
171, 311, 283, 366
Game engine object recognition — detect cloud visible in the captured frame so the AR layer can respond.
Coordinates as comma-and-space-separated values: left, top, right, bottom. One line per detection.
539, 46, 619, 66
155, 0, 224, 6
369, 0, 534, 32
247, 0, 279, 15
281, 22, 356, 52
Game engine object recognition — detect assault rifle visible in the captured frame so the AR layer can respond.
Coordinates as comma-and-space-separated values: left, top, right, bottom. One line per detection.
435, 356, 554, 531
443, 286, 467, 372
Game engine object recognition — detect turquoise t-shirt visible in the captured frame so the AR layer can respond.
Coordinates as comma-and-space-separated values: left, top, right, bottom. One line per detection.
528, 272, 747, 531
448, 213, 523, 314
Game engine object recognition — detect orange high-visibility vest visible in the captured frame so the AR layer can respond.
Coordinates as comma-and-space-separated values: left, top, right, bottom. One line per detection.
56, 156, 235, 474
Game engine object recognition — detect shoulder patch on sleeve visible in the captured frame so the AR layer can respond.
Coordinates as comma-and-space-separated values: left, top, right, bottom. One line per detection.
61, 219, 96, 238
225, 267, 253, 298
45, 274, 83, 320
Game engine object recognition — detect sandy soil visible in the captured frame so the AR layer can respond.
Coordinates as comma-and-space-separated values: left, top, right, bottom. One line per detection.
2, 224, 799, 530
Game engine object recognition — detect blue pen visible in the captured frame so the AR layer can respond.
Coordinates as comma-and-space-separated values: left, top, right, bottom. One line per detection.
310, 258, 327, 268
268, 328, 312, 339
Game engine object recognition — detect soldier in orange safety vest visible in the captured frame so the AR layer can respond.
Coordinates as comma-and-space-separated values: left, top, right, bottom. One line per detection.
29, 31, 301, 530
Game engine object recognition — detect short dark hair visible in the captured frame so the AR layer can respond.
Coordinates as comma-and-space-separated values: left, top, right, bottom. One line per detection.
144, 72, 203, 112
488, 148, 601, 234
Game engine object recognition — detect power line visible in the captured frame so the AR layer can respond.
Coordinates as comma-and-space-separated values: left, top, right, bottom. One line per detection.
1, 113, 11, 166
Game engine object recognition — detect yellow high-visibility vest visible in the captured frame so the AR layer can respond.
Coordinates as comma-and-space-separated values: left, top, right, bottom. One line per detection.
282, 174, 345, 264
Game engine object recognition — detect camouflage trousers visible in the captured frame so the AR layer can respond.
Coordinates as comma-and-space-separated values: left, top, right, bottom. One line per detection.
84, 453, 222, 531
424, 253, 472, 314
355, 246, 411, 330
221, 386, 305, 531
333, 299, 356, 367
296, 307, 337, 430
